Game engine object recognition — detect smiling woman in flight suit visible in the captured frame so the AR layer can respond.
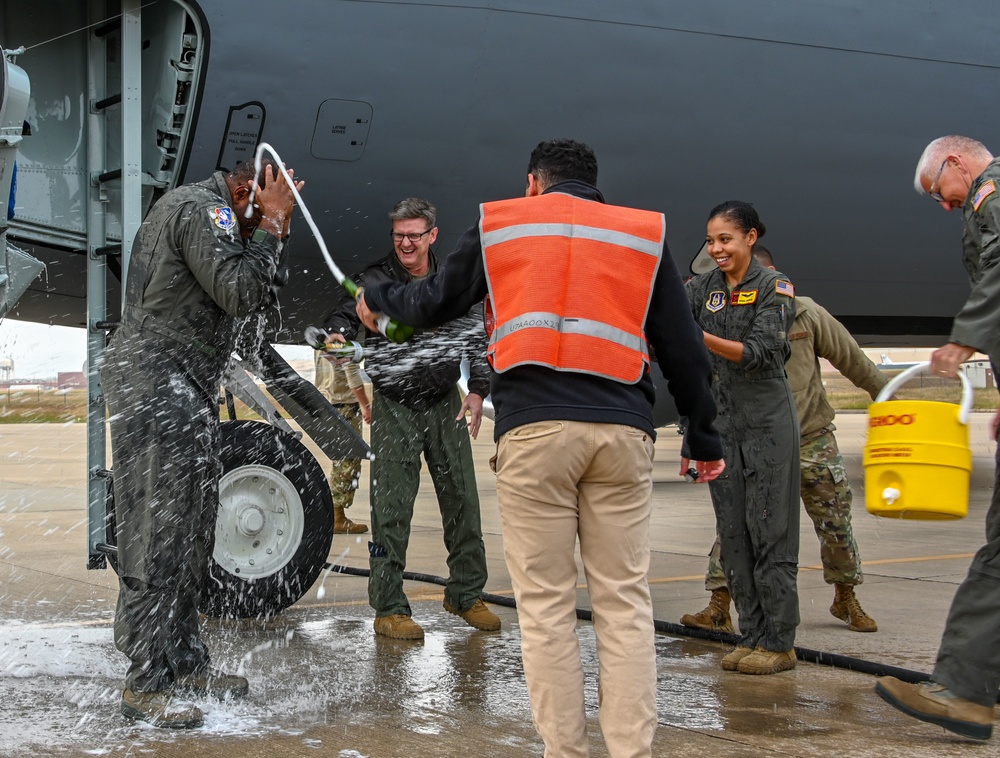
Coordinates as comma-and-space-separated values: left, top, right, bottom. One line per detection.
685, 200, 800, 675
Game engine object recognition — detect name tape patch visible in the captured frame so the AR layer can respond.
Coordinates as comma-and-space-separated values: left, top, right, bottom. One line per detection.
730, 289, 758, 306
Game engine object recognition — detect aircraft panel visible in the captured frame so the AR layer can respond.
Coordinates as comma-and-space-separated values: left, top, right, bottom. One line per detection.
3, 0, 1000, 346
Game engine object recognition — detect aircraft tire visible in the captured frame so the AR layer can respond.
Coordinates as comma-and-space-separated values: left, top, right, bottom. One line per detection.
202, 420, 334, 619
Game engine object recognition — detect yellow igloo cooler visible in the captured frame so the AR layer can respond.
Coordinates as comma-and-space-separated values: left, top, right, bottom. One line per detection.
864, 362, 973, 519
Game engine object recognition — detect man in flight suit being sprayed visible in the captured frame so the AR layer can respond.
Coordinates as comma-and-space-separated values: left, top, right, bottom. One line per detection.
101, 158, 302, 729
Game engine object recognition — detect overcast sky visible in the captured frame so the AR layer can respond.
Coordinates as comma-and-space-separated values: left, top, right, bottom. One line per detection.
0, 319, 313, 379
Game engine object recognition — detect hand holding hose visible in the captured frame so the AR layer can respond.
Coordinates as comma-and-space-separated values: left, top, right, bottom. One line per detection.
353, 287, 414, 343
355, 290, 379, 334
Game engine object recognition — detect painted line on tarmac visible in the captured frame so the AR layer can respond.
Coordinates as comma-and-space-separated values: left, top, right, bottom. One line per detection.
830, 552, 975, 567
649, 552, 976, 584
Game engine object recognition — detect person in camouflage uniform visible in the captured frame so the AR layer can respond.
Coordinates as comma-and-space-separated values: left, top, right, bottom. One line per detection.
682, 246, 886, 635
313, 351, 371, 534
875, 135, 1000, 741
101, 159, 302, 729
686, 202, 800, 675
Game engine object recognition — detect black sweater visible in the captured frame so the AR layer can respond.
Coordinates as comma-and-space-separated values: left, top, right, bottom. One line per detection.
324, 248, 490, 411
365, 180, 723, 460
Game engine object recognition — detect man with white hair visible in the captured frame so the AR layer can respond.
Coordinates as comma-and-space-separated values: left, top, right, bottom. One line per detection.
874, 135, 999, 741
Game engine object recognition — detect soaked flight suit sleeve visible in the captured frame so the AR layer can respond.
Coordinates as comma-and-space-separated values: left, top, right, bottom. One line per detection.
950, 185, 1000, 357
174, 201, 283, 319
738, 277, 795, 372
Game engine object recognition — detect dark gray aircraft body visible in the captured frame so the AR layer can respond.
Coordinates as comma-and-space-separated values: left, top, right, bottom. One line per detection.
3, 0, 999, 616
4, 0, 999, 344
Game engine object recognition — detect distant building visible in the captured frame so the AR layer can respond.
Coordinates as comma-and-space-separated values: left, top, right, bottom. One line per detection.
963, 361, 994, 389
57, 371, 86, 389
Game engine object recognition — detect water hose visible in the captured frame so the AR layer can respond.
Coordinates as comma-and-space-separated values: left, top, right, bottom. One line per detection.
324, 561, 933, 686
248, 143, 413, 342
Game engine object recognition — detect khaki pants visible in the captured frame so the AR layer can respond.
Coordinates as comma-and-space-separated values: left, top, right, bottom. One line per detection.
496, 420, 656, 758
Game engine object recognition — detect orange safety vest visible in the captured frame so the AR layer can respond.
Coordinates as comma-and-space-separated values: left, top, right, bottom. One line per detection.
480, 192, 664, 384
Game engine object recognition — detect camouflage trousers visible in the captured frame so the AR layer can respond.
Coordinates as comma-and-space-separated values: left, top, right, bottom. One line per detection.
704, 429, 862, 589
328, 403, 363, 511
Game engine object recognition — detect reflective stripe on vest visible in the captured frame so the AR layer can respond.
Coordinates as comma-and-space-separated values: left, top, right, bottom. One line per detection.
480, 193, 663, 384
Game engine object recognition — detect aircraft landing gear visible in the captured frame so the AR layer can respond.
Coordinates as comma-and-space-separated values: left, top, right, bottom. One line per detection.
202, 420, 334, 618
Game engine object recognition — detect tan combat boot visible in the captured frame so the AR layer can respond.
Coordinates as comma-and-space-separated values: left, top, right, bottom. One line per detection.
374, 614, 425, 640
720, 646, 755, 671
736, 646, 797, 675
875, 676, 993, 741
334, 504, 369, 534
444, 598, 501, 631
120, 688, 203, 729
830, 583, 877, 632
680, 587, 734, 633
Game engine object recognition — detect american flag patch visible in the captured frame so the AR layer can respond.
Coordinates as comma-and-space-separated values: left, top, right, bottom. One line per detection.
776, 280, 794, 297
973, 180, 996, 212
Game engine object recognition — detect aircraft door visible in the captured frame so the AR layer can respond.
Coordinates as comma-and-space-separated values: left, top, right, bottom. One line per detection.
0, 48, 43, 320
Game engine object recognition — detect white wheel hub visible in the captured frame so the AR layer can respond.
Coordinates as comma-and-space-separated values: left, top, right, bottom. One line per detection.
214, 464, 305, 580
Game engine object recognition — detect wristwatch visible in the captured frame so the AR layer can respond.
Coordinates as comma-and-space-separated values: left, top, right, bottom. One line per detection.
251, 227, 275, 244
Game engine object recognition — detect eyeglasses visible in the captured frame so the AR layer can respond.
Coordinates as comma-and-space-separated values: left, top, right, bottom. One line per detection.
390, 229, 432, 243
928, 159, 949, 203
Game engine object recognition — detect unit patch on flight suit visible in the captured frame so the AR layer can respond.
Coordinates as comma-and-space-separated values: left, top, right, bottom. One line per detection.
776, 279, 795, 297
706, 291, 726, 313
973, 180, 996, 212
210, 206, 237, 231
730, 289, 758, 306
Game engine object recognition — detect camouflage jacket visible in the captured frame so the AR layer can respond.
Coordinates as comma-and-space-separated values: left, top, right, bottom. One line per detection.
313, 350, 364, 405
786, 296, 887, 440
953, 157, 1000, 362
113, 172, 287, 388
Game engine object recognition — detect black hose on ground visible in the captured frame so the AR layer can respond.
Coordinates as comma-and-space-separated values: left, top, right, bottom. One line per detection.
324, 561, 933, 686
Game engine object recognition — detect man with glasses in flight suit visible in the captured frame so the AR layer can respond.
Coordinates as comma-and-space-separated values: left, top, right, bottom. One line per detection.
324, 197, 498, 641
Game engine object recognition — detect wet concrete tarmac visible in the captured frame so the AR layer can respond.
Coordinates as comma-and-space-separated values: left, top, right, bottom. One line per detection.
1, 413, 998, 756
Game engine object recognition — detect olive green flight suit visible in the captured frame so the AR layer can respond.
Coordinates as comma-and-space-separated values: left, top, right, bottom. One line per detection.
932, 157, 1000, 707
701, 295, 887, 588
101, 172, 286, 693
686, 258, 800, 652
